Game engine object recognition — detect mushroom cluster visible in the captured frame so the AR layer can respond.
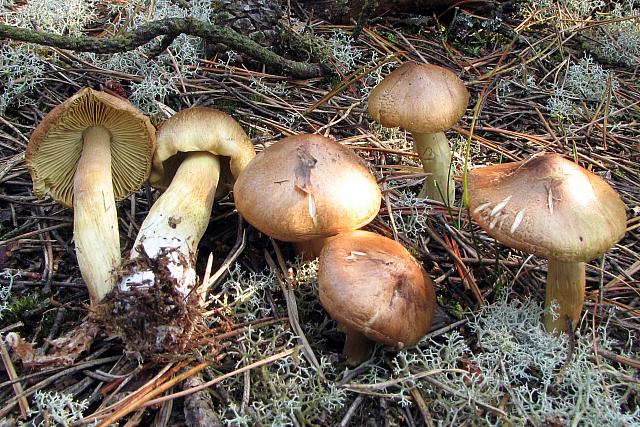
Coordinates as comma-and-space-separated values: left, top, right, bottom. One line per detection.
234, 134, 438, 363
24, 62, 628, 369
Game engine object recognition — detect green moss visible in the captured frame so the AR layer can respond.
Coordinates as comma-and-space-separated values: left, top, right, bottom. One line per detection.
382, 31, 398, 44
437, 295, 465, 319
248, 93, 264, 103
0, 290, 49, 333
8, 293, 43, 319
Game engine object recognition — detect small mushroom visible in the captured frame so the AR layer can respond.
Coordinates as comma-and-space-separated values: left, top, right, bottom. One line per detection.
318, 230, 436, 365
115, 107, 255, 353
467, 153, 627, 333
26, 88, 155, 304
368, 61, 469, 204
233, 134, 381, 258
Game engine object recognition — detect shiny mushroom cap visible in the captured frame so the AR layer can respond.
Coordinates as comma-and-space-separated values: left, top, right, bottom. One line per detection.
368, 61, 469, 134
233, 134, 382, 242
26, 87, 156, 207
318, 230, 436, 349
150, 107, 255, 191
468, 153, 627, 262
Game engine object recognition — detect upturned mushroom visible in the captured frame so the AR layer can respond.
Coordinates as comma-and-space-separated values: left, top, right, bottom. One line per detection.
467, 153, 627, 333
26, 88, 155, 304
113, 107, 255, 353
233, 134, 382, 258
368, 61, 469, 204
318, 230, 436, 365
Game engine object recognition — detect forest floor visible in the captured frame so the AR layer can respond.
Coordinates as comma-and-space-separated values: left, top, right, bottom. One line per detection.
0, 1, 639, 426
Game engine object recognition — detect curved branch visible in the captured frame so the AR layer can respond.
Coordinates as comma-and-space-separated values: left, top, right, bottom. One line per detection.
0, 18, 327, 79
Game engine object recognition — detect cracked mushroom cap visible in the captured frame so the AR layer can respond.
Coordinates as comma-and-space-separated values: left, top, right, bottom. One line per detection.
233, 134, 382, 242
150, 107, 255, 192
318, 230, 436, 349
26, 87, 156, 207
468, 153, 627, 262
368, 61, 469, 134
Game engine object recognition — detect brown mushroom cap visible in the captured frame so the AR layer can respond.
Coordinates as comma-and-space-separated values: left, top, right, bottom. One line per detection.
233, 134, 382, 242
368, 61, 469, 134
26, 87, 156, 207
318, 230, 436, 349
150, 107, 255, 191
468, 153, 627, 262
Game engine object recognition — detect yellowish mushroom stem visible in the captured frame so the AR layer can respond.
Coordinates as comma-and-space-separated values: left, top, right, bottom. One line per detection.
74, 126, 120, 304
123, 152, 221, 301
543, 259, 586, 334
413, 131, 454, 205
341, 324, 374, 366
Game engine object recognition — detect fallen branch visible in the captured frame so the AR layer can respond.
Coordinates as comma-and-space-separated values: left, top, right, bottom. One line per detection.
0, 18, 326, 79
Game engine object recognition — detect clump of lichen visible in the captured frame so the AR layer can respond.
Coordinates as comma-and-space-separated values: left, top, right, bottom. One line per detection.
208, 260, 347, 426
353, 294, 640, 425
17, 390, 90, 427
522, 0, 640, 67
0, 0, 213, 115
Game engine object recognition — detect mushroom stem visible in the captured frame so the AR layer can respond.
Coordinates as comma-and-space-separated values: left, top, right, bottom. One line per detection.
413, 131, 454, 205
122, 152, 221, 300
73, 126, 120, 304
543, 259, 586, 333
341, 324, 375, 366
292, 237, 330, 260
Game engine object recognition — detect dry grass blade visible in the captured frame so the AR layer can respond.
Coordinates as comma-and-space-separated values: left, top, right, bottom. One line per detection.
140, 347, 298, 408
265, 243, 322, 375
0, 336, 28, 418
94, 362, 211, 427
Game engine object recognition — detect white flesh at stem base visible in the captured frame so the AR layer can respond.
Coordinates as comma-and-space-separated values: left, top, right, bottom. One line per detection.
73, 126, 120, 304
121, 152, 221, 301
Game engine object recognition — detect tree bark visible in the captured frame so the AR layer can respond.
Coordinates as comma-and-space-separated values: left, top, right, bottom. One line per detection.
211, 0, 283, 47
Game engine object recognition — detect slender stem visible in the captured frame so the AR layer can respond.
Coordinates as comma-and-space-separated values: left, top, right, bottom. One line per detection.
342, 324, 374, 366
413, 131, 454, 205
124, 152, 221, 299
543, 259, 586, 333
73, 126, 119, 304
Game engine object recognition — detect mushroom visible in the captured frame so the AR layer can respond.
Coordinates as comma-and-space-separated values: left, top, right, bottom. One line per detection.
233, 134, 381, 258
467, 153, 627, 333
25, 88, 155, 304
318, 230, 436, 365
115, 107, 255, 353
368, 61, 469, 205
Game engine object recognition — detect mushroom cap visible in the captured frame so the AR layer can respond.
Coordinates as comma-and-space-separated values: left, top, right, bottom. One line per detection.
368, 61, 469, 134
468, 153, 627, 262
318, 230, 436, 349
233, 134, 382, 242
150, 107, 255, 191
26, 87, 156, 207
